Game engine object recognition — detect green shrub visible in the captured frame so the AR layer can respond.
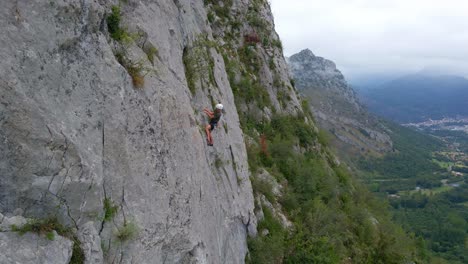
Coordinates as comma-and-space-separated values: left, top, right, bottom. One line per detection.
268, 58, 276, 70
271, 39, 283, 51
207, 11, 215, 23
238, 45, 261, 74
289, 78, 295, 88
284, 232, 339, 264
107, 6, 124, 41
247, 207, 286, 264
204, 0, 233, 20
251, 175, 275, 204
247, 11, 268, 32
317, 128, 330, 146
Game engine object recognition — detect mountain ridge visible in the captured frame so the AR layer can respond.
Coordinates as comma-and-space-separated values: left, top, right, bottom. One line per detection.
288, 48, 393, 157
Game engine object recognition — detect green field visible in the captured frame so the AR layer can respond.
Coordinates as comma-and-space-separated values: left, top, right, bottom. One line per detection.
431, 159, 453, 169
399, 185, 453, 196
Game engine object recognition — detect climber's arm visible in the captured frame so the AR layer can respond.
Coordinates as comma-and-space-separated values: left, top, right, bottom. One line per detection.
203, 108, 214, 118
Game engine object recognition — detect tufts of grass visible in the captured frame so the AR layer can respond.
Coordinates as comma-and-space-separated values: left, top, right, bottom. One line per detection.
70, 237, 85, 264
46, 231, 55, 241
214, 156, 223, 169
144, 45, 158, 65
127, 63, 145, 88
115, 221, 138, 242
11, 217, 67, 236
11, 217, 85, 264
103, 198, 118, 222
116, 56, 145, 89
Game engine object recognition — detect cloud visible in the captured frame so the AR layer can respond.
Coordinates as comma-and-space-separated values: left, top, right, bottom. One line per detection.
270, 0, 468, 78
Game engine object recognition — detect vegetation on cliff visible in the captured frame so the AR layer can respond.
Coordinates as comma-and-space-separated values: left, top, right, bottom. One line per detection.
203, 1, 428, 262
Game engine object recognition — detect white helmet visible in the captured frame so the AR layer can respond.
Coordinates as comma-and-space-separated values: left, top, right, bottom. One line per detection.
215, 103, 224, 110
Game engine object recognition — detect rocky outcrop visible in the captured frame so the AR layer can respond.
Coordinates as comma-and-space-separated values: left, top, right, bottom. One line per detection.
0, 0, 304, 263
288, 49, 360, 110
0, 0, 308, 263
0, 214, 74, 264
288, 49, 392, 156
0, 231, 73, 264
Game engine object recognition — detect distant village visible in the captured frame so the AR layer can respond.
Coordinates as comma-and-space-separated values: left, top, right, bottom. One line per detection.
387, 117, 468, 198
404, 117, 468, 133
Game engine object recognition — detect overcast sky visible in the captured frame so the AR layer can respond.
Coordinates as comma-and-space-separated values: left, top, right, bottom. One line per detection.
270, 0, 468, 81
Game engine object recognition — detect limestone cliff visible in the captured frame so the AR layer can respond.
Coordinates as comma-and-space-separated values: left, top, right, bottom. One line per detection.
288, 49, 393, 157
0, 0, 303, 263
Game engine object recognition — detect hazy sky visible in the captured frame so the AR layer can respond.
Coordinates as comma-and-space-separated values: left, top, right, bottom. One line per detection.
270, 0, 468, 80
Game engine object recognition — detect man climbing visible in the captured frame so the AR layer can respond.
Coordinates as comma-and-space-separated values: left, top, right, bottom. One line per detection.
203, 103, 223, 146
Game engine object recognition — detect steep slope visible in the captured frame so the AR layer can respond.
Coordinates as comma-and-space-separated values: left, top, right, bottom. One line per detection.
1, 0, 428, 263
1, 0, 264, 263
288, 49, 393, 156
361, 74, 468, 123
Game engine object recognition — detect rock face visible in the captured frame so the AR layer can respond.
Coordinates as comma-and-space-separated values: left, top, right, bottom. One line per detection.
0, 0, 307, 263
0, 231, 73, 264
288, 49, 392, 157
0, 213, 74, 263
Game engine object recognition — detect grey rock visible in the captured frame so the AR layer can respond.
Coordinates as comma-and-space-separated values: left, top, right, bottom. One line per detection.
0, 215, 27, 231
0, 231, 73, 264
257, 169, 282, 197
0, 0, 273, 263
0, 0, 305, 262
289, 49, 393, 155
77, 222, 103, 264
13, 208, 24, 216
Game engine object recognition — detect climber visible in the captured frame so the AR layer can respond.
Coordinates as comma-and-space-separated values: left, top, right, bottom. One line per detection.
204, 103, 223, 146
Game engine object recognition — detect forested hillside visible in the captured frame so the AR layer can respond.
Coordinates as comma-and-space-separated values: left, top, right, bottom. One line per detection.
358, 122, 468, 263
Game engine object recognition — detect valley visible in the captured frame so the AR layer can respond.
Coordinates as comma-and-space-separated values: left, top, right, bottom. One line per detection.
358, 124, 468, 263
357, 114, 468, 264
287, 47, 468, 263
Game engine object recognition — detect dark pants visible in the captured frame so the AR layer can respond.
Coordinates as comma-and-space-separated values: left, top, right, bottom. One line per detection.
209, 121, 218, 131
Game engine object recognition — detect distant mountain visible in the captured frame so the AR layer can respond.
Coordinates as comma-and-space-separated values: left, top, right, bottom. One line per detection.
361, 74, 468, 123
288, 49, 393, 156
348, 73, 403, 92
